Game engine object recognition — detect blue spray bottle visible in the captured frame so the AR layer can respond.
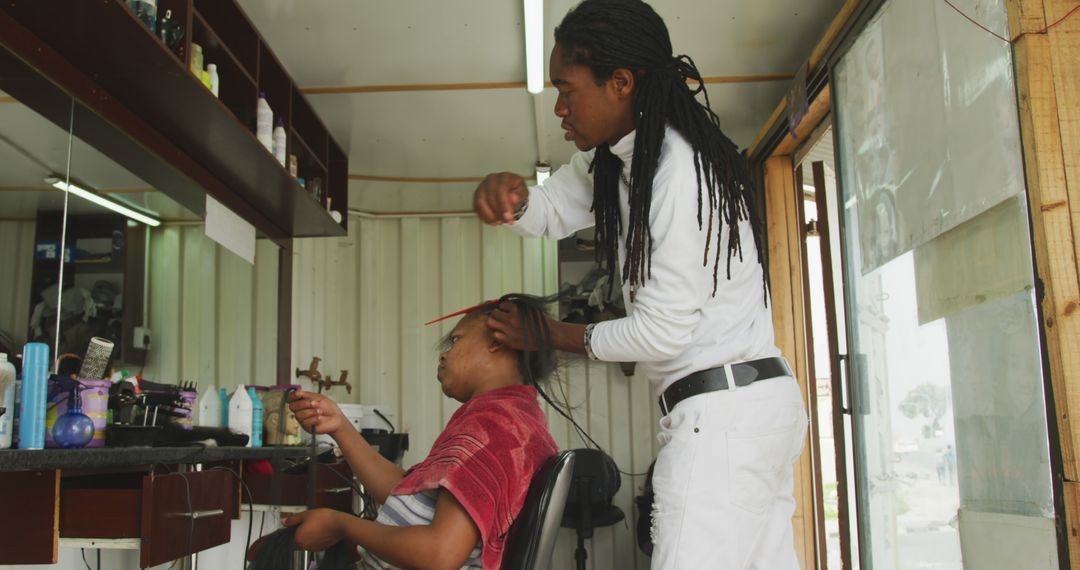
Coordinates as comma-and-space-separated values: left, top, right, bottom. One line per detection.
53, 384, 94, 449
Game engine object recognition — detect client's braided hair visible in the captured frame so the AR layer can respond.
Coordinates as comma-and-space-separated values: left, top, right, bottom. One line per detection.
554, 0, 767, 301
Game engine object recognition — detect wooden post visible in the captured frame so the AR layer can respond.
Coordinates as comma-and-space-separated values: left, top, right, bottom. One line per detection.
1009, 0, 1080, 566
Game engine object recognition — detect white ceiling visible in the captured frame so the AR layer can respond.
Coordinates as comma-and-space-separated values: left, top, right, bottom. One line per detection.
1, 1, 846, 219
238, 0, 847, 213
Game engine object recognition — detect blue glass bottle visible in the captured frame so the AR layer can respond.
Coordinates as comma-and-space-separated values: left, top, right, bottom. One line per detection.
53, 385, 94, 449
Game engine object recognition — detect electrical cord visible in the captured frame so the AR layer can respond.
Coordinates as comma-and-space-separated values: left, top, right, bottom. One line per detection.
80, 548, 92, 570
549, 367, 649, 478
316, 462, 376, 519
372, 408, 395, 433
942, 0, 1080, 44
164, 469, 193, 570
152, 462, 193, 570
206, 465, 255, 570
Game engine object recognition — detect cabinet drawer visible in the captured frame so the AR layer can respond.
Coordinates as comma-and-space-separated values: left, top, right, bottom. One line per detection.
140, 469, 234, 568
61, 488, 141, 538
245, 461, 354, 512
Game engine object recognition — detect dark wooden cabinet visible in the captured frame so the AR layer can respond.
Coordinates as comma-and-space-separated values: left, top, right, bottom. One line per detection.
0, 447, 318, 566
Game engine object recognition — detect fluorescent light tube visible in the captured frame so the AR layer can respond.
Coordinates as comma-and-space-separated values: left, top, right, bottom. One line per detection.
49, 179, 161, 227
535, 164, 550, 185
524, 0, 544, 94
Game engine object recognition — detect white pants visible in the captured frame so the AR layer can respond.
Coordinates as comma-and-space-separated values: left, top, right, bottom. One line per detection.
650, 376, 808, 570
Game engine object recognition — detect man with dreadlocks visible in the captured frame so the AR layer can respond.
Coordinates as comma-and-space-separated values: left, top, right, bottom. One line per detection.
474, 1, 808, 568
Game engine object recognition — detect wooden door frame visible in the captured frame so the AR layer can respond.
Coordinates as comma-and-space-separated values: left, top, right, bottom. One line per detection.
745, 3, 880, 568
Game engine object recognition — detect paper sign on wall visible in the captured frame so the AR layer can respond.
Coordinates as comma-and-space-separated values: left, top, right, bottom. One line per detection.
205, 195, 255, 264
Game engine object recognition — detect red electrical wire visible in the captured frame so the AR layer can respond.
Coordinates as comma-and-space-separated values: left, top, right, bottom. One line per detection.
942, 0, 1080, 44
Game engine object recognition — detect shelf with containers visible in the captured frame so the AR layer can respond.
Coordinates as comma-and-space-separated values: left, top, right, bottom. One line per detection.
0, 0, 347, 238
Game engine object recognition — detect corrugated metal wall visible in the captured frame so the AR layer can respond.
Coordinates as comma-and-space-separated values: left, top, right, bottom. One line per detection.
137, 215, 660, 568
292, 214, 661, 569
0, 220, 35, 349
143, 225, 279, 390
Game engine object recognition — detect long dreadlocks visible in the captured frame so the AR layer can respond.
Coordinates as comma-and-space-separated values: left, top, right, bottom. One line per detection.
554, 0, 767, 300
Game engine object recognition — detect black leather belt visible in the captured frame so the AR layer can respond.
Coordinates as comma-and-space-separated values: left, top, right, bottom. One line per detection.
658, 357, 793, 415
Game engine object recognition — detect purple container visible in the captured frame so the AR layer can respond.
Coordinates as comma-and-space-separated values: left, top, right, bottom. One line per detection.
45, 379, 111, 448
177, 389, 197, 430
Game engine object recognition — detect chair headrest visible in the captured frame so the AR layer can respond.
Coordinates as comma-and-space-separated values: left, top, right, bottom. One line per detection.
564, 448, 621, 507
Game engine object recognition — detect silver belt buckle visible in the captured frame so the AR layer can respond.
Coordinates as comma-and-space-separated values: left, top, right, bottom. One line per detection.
660, 392, 670, 416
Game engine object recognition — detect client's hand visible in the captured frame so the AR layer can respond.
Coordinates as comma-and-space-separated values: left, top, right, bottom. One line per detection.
288, 390, 348, 437
282, 508, 347, 551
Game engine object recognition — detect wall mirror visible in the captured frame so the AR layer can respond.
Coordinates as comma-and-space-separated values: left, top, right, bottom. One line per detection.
1, 43, 281, 396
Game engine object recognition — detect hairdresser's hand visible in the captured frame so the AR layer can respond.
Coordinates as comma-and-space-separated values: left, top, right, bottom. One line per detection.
474, 172, 529, 225
486, 300, 542, 351
283, 508, 346, 551
288, 390, 348, 437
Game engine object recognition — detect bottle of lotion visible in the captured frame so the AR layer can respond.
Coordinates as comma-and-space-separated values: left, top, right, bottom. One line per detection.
272, 118, 287, 166
207, 63, 219, 97
219, 387, 230, 427
0, 353, 16, 449
228, 385, 254, 447
248, 386, 263, 448
197, 385, 222, 428
256, 93, 274, 152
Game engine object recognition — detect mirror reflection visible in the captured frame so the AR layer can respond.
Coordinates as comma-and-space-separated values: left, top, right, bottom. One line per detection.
1, 84, 281, 395
61, 110, 281, 395
0, 90, 72, 362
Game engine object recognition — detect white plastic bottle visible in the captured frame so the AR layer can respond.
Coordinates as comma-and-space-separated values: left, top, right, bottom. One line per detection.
228, 385, 254, 447
272, 118, 287, 166
197, 385, 222, 428
256, 93, 274, 152
0, 354, 16, 449
207, 63, 219, 97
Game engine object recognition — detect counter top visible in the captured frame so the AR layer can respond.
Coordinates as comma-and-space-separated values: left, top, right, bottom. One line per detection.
0, 446, 314, 472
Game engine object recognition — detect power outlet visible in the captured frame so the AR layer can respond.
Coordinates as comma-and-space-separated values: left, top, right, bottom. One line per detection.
134, 327, 151, 350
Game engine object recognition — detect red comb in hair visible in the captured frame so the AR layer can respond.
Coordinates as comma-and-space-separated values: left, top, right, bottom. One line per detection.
424, 299, 500, 326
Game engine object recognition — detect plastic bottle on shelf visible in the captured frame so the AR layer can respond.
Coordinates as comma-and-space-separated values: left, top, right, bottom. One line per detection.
0, 353, 16, 449
272, 118, 287, 166
219, 387, 230, 427
18, 343, 49, 450
207, 64, 220, 97
288, 155, 298, 178
228, 385, 254, 447
197, 385, 222, 427
190, 43, 204, 78
256, 93, 274, 152
128, 0, 157, 34
52, 385, 94, 449
248, 387, 263, 448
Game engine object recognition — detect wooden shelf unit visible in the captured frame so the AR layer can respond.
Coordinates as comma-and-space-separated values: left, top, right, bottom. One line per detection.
0, 0, 348, 238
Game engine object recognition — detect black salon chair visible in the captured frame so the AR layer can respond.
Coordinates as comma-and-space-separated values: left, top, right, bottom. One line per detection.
560, 448, 625, 570
502, 450, 576, 570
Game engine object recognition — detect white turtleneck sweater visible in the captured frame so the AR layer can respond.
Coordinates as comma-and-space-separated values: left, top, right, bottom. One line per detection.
511, 127, 780, 395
